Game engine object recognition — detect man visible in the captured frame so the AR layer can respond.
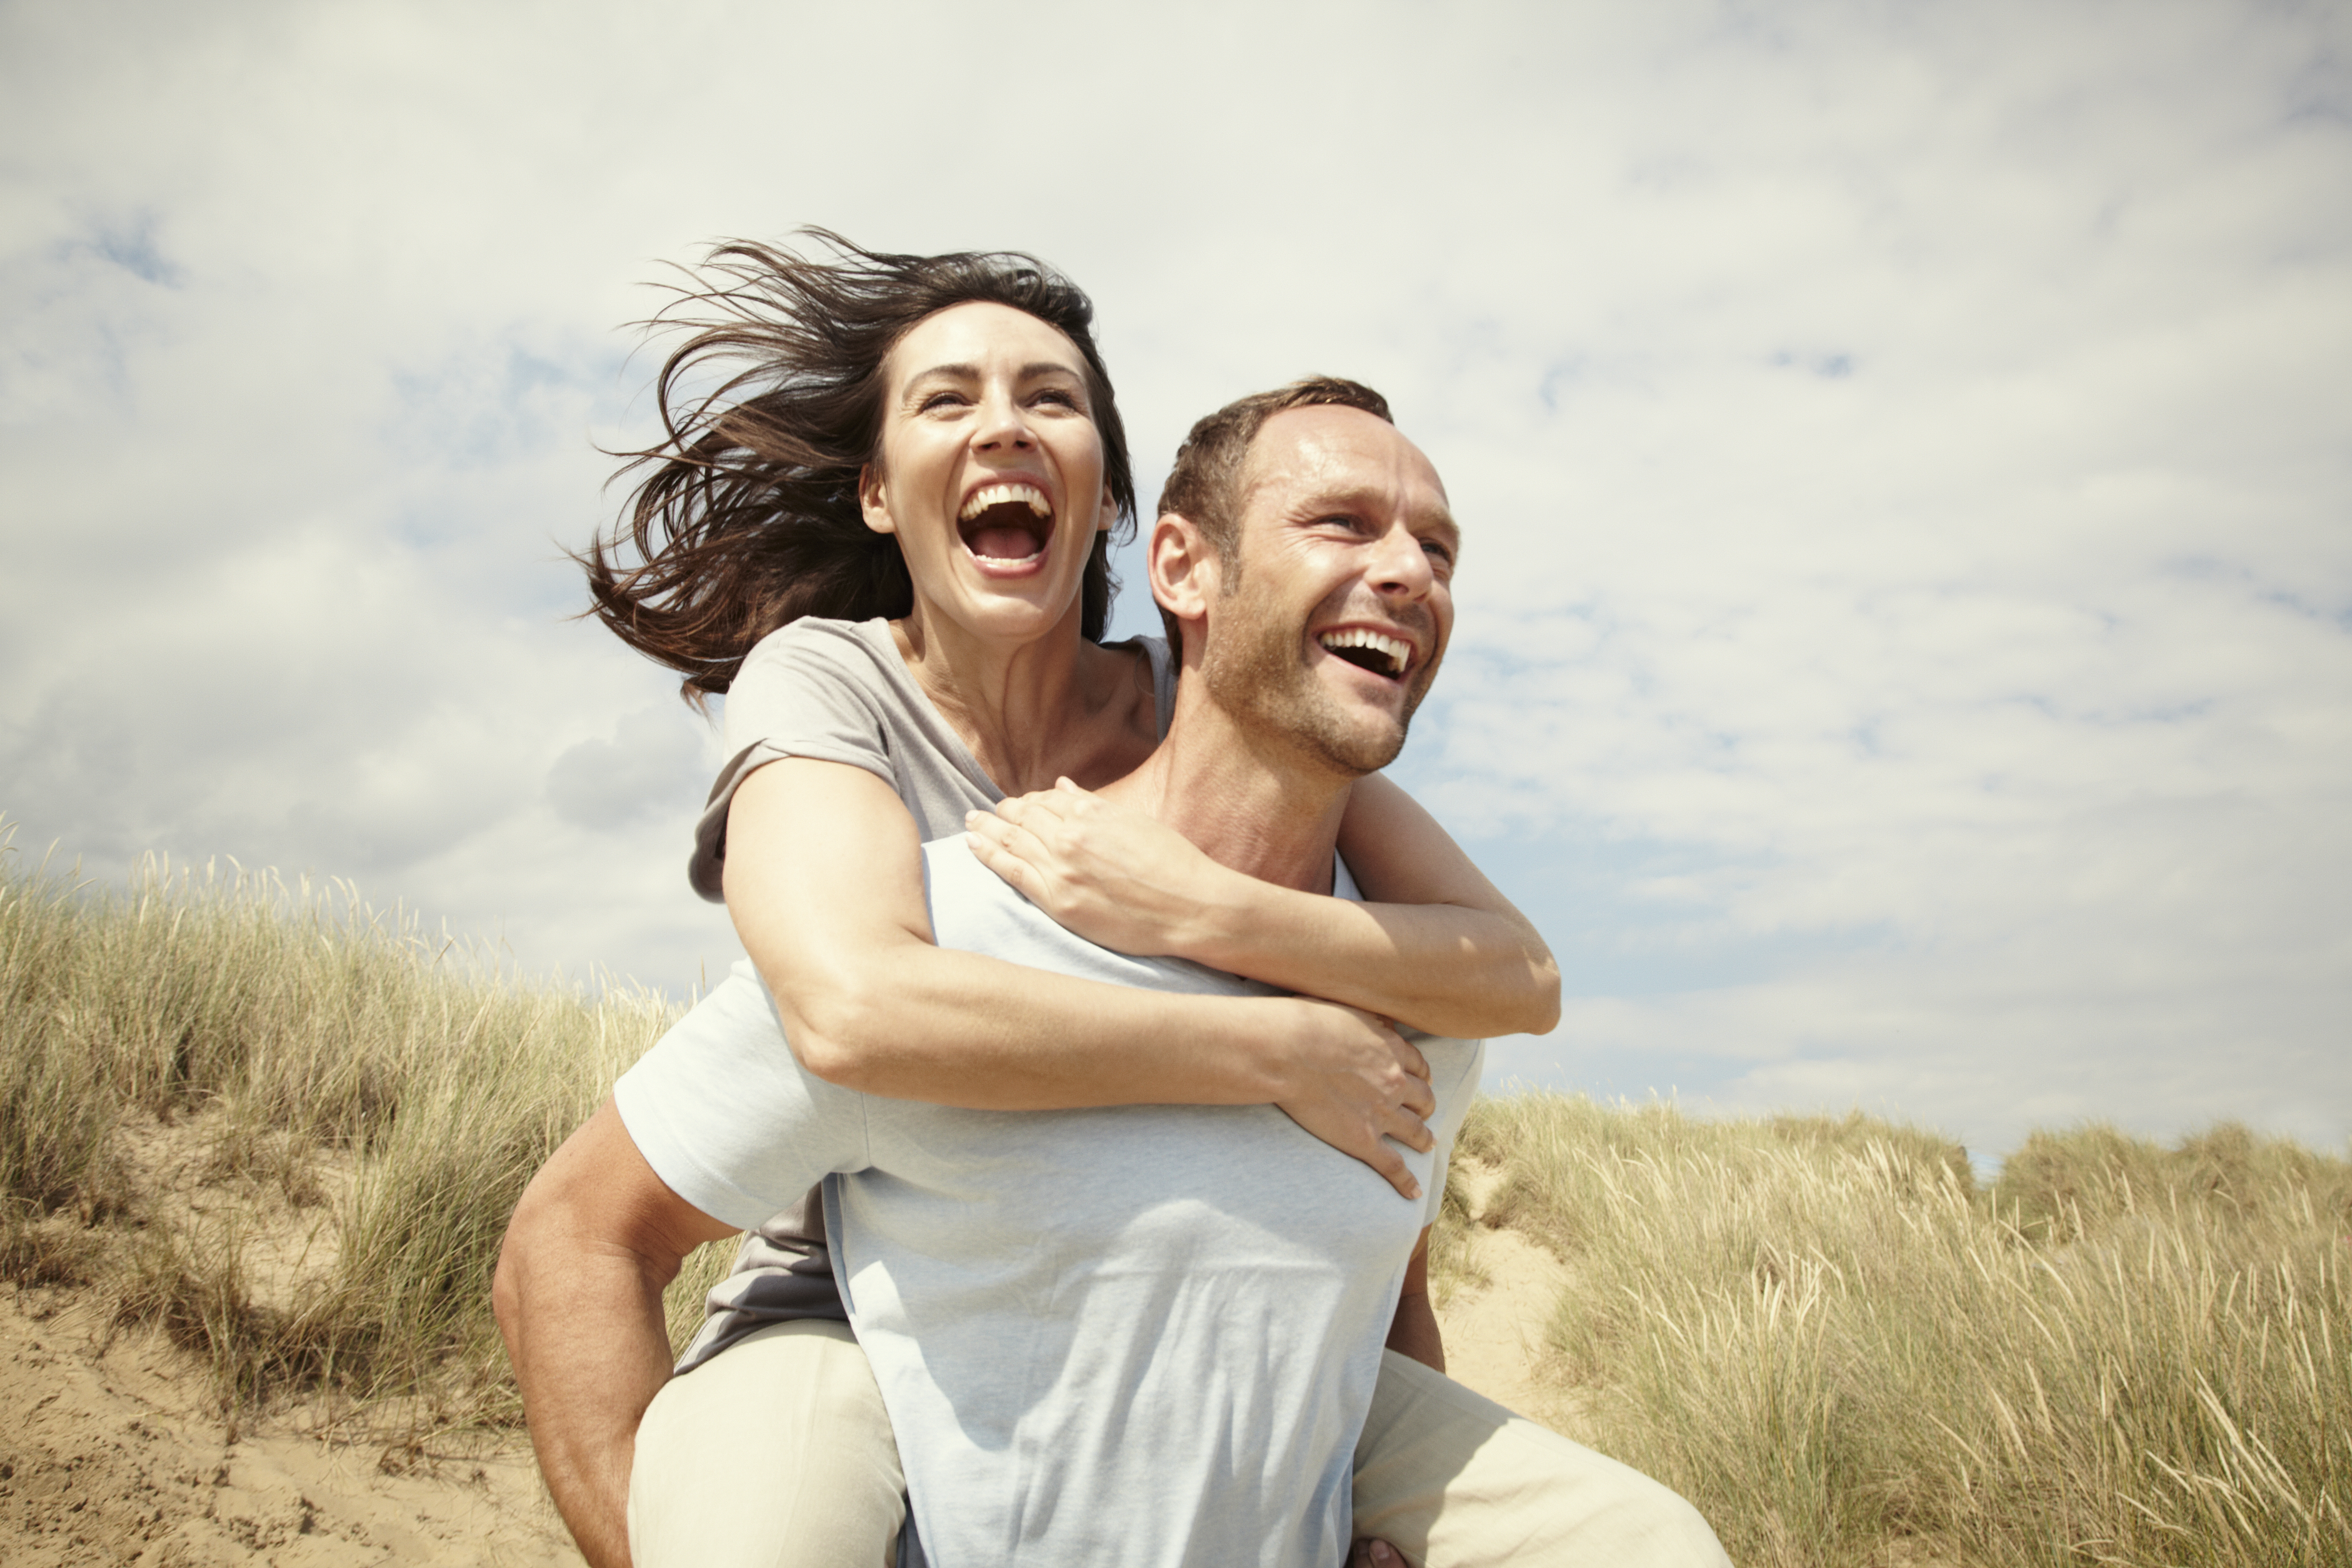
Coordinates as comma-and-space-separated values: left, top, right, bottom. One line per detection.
496, 381, 1730, 1567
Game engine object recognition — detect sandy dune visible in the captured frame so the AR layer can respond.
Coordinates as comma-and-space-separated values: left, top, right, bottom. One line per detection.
3, 1167, 1568, 1566
0, 1287, 575, 1567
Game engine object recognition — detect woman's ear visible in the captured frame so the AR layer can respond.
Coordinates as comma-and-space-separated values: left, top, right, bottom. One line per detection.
859, 462, 896, 536
1097, 480, 1117, 534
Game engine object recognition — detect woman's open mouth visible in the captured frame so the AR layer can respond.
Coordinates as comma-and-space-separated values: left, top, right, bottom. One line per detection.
959, 482, 1052, 568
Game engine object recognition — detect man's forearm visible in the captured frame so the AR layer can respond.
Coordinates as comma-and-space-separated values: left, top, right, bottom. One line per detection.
494, 1099, 732, 1568
495, 1237, 676, 1568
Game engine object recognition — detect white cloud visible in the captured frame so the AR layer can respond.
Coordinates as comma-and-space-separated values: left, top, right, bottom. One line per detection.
2, 0, 2345, 1161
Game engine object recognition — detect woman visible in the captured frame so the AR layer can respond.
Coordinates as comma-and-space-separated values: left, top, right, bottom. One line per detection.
584, 233, 1561, 1562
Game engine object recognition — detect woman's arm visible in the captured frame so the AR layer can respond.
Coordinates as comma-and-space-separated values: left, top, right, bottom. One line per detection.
966, 773, 1561, 1040
724, 758, 1440, 1199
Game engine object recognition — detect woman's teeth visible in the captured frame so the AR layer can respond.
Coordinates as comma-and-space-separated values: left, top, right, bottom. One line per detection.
959, 482, 1052, 563
959, 483, 1050, 522
1318, 628, 1410, 676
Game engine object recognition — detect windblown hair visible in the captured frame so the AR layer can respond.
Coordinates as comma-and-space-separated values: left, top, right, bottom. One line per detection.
1153, 376, 1393, 646
582, 231, 1137, 703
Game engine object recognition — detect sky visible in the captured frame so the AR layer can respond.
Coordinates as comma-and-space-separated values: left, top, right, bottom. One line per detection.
3, 0, 2346, 1165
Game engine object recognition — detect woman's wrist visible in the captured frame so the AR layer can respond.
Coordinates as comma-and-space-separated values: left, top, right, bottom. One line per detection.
1163, 858, 1282, 973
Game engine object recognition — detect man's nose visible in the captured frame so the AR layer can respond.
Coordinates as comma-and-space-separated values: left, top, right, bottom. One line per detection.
1367, 522, 1435, 598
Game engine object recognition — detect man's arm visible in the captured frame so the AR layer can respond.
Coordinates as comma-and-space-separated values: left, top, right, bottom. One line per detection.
493, 1097, 738, 1568
1384, 1228, 1444, 1373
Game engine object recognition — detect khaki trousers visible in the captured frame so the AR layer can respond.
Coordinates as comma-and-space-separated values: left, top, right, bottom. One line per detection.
629, 1321, 1730, 1567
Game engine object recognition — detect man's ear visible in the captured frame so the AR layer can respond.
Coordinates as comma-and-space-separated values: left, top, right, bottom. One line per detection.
858, 462, 896, 536
1149, 513, 1219, 632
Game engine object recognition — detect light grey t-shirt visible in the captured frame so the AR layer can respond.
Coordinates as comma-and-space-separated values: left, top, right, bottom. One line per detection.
616, 841, 1484, 1568
689, 617, 1173, 901
684, 617, 1174, 1333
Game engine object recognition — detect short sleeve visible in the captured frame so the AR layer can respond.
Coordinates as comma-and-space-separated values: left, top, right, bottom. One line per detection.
688, 620, 905, 901
613, 960, 871, 1229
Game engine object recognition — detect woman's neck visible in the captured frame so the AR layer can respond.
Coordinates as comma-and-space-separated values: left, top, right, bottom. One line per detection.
891, 598, 1155, 796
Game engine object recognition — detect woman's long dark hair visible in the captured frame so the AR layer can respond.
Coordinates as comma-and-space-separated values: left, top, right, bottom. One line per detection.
582, 231, 1137, 703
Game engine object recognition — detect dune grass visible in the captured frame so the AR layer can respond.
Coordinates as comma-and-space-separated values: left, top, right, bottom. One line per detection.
0, 826, 734, 1434
1454, 1095, 2352, 1567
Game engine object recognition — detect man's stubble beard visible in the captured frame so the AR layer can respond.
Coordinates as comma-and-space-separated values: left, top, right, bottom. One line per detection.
1200, 573, 1438, 779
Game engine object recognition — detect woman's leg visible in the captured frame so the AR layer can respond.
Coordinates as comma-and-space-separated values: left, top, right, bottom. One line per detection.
1352, 1351, 1731, 1567
629, 1320, 905, 1568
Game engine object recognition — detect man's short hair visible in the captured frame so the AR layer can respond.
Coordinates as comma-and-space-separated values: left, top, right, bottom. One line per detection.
1154, 377, 1394, 647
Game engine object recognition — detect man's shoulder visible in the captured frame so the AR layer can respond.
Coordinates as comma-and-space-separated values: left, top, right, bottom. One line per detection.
920, 836, 1274, 999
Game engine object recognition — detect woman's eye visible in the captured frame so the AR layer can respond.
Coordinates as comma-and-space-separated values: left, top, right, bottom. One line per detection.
1034, 388, 1081, 410
918, 391, 966, 413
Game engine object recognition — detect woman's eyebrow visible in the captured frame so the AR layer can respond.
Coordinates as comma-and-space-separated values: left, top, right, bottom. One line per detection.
904, 360, 1083, 386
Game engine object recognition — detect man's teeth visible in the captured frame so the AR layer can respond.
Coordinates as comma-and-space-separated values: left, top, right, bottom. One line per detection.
1318, 628, 1410, 675
958, 482, 1051, 522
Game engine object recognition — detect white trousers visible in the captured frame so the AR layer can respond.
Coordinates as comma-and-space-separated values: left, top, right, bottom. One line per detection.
629, 1320, 1730, 1567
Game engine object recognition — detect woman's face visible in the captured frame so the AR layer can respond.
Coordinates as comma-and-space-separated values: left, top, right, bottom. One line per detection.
861, 301, 1116, 649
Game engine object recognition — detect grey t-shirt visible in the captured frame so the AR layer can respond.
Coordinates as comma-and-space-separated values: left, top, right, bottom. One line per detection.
689, 617, 1173, 900
684, 617, 1174, 1333
616, 840, 1483, 1568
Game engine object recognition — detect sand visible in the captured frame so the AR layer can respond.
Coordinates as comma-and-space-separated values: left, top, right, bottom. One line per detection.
0, 1282, 576, 1567
1432, 1158, 1578, 1426
3, 1158, 1571, 1566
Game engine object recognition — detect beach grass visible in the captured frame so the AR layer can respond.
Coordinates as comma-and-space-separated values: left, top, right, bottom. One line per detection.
0, 825, 730, 1435
1450, 1094, 2352, 1566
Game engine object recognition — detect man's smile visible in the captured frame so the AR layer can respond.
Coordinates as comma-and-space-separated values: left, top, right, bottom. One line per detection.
1315, 626, 1415, 681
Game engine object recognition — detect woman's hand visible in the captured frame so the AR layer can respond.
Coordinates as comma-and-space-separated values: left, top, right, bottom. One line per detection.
1265, 998, 1436, 1202
966, 778, 1235, 958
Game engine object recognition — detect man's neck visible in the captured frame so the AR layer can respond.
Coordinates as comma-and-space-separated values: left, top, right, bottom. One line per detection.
1098, 684, 1356, 895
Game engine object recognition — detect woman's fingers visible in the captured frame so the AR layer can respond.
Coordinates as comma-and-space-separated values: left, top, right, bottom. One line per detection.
1384, 1102, 1437, 1156
964, 815, 1052, 900
1393, 1032, 1433, 1085
1271, 1004, 1447, 1202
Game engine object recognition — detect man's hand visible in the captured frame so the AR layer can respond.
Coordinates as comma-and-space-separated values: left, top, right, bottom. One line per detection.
1267, 1000, 1435, 1201
493, 1097, 736, 1568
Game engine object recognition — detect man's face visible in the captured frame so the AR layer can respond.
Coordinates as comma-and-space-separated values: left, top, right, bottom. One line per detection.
1199, 406, 1458, 776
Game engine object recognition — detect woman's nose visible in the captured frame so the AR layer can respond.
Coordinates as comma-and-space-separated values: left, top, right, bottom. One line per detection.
972, 389, 1034, 450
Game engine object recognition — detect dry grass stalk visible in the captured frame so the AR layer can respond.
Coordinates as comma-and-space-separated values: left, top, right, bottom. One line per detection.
1455, 1093, 2352, 1567
0, 825, 701, 1434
